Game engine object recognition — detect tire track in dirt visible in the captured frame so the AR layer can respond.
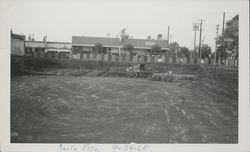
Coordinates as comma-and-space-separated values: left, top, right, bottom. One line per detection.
11, 75, 238, 143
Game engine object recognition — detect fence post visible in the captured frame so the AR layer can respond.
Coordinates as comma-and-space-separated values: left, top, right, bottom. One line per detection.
183, 57, 187, 64
155, 56, 158, 63
143, 55, 147, 63
151, 56, 155, 63
169, 57, 172, 64
133, 55, 137, 63
147, 56, 151, 63
111, 55, 116, 61
172, 56, 176, 64
41, 51, 45, 58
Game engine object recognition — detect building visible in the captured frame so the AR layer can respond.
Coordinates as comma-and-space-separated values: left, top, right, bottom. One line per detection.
25, 40, 71, 59
11, 30, 26, 56
71, 36, 169, 57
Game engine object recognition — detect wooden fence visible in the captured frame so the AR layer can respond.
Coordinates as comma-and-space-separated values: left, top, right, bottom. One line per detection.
27, 51, 238, 67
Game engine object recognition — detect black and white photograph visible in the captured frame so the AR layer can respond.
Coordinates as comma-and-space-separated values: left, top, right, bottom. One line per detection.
0, 0, 249, 152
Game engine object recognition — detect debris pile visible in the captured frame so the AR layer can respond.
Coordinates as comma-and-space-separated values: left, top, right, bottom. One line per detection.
150, 71, 174, 82
126, 64, 174, 82
126, 64, 152, 78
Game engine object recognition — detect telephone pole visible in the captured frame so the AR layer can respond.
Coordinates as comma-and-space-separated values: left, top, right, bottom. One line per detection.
193, 23, 199, 58
167, 26, 170, 45
215, 24, 219, 64
202, 37, 204, 46
169, 34, 172, 44
221, 12, 225, 65
198, 19, 205, 61
44, 35, 47, 51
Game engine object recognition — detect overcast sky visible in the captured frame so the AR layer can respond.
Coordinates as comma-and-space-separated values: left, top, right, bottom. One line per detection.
0, 0, 243, 52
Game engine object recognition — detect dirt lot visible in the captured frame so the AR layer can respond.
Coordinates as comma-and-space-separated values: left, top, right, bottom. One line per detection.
11, 69, 238, 143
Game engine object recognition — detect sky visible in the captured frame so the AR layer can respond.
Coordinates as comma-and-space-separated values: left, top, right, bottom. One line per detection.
0, 0, 243, 52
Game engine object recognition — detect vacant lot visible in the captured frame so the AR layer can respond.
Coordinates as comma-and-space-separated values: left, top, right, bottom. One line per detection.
11, 71, 238, 143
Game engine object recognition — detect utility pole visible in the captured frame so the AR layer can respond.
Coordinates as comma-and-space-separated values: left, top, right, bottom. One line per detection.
44, 35, 47, 51
193, 23, 199, 58
167, 26, 170, 45
221, 12, 225, 65
169, 34, 172, 44
175, 42, 178, 60
215, 24, 219, 64
31, 33, 35, 41
198, 19, 205, 61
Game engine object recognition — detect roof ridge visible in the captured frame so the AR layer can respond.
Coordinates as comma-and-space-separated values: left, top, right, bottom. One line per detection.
73, 36, 119, 39
72, 36, 168, 41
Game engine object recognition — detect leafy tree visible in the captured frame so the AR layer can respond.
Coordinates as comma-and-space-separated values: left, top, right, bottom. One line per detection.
119, 28, 129, 43
123, 43, 134, 52
215, 37, 224, 62
224, 15, 238, 60
151, 44, 161, 55
216, 14, 238, 64
201, 44, 212, 58
201, 44, 212, 63
211, 52, 216, 59
178, 47, 189, 58
167, 42, 179, 57
94, 43, 104, 54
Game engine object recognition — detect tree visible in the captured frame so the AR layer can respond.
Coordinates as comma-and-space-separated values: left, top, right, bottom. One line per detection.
151, 44, 161, 55
94, 43, 104, 54
201, 44, 212, 58
211, 52, 216, 59
167, 42, 179, 57
123, 43, 134, 52
216, 37, 224, 62
178, 47, 189, 58
201, 44, 212, 63
119, 28, 129, 43
216, 14, 238, 64
224, 15, 238, 61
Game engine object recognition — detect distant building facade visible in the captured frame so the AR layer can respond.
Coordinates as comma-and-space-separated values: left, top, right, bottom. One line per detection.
71, 36, 169, 56
11, 31, 26, 56
25, 40, 71, 58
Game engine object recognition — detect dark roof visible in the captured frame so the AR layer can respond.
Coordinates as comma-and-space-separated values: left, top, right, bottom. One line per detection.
25, 40, 71, 44
72, 36, 120, 46
47, 41, 71, 44
26, 40, 44, 43
11, 33, 25, 40
72, 36, 168, 48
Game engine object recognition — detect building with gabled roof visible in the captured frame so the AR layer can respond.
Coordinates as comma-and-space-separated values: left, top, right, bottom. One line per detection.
25, 39, 71, 58
72, 36, 169, 56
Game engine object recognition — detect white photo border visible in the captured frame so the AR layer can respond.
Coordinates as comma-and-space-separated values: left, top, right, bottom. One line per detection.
0, 0, 249, 152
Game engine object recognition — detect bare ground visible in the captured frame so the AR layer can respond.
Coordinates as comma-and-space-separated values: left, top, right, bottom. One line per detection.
11, 71, 238, 143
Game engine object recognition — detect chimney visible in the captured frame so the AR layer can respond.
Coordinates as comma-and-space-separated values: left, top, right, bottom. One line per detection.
157, 34, 162, 40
